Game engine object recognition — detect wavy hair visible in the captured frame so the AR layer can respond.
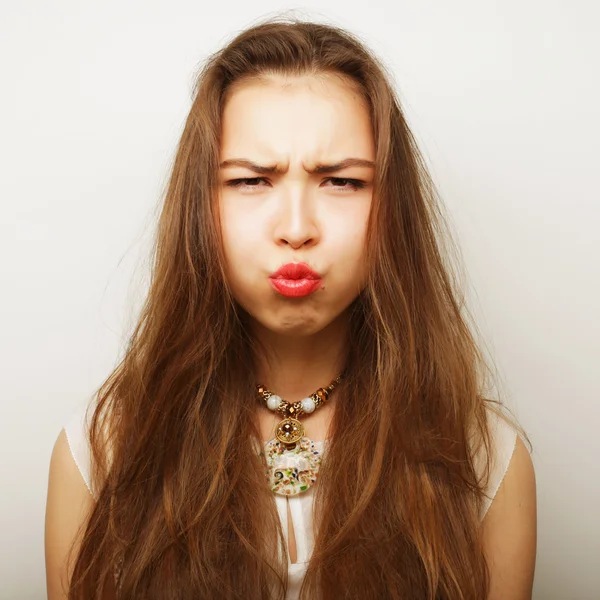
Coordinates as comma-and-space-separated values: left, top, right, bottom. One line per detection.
68, 14, 527, 600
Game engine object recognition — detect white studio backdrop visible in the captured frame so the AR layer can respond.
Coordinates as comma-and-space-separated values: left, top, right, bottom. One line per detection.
1, 1, 598, 598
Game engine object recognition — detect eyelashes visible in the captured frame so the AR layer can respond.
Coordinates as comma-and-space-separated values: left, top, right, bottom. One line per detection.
225, 177, 367, 192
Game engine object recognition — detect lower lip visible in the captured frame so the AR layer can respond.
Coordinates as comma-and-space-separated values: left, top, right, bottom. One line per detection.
269, 278, 322, 298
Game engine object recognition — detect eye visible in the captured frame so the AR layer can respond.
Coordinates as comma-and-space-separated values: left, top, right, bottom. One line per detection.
323, 177, 366, 191
225, 177, 269, 190
225, 177, 366, 192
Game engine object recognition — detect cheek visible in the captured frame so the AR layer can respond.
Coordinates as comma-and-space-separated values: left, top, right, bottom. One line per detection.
219, 202, 265, 302
219, 201, 259, 262
334, 204, 370, 253
326, 207, 371, 285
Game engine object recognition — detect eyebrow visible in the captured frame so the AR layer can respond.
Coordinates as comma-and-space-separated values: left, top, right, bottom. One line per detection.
219, 157, 376, 175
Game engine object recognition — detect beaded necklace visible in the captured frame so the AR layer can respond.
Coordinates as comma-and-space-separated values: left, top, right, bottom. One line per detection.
255, 373, 343, 496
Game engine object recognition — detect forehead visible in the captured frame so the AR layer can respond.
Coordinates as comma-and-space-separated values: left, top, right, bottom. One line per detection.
220, 74, 374, 164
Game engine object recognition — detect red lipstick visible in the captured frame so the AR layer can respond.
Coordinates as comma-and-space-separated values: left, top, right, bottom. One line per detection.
269, 262, 322, 298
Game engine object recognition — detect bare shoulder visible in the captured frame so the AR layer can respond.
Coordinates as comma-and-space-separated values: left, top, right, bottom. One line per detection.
481, 435, 537, 600
45, 428, 95, 600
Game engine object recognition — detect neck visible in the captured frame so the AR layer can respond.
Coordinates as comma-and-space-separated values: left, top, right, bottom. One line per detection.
250, 312, 349, 404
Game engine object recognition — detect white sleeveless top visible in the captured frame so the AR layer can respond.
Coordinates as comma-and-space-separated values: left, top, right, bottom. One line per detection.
63, 400, 519, 600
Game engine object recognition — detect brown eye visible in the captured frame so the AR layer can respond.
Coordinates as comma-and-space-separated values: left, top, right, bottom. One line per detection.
324, 178, 366, 191
226, 177, 269, 189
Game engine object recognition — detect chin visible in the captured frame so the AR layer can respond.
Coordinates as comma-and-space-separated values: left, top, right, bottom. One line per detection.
254, 309, 325, 337
248, 301, 355, 340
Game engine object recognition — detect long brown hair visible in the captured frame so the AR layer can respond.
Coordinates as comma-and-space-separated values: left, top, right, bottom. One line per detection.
68, 15, 527, 599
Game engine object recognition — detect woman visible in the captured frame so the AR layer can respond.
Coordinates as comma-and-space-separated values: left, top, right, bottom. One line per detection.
45, 16, 536, 600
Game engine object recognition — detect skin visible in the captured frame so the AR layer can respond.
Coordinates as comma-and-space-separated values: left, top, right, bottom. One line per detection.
218, 72, 375, 421
45, 431, 117, 600
45, 72, 536, 599
481, 435, 537, 599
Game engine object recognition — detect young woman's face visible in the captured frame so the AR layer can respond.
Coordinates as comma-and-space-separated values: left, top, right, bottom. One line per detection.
217, 73, 375, 337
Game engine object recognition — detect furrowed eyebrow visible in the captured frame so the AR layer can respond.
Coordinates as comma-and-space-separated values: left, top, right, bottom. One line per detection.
218, 158, 375, 175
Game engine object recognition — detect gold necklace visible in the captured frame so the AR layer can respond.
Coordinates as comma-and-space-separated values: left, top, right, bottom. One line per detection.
255, 373, 343, 496
256, 373, 343, 447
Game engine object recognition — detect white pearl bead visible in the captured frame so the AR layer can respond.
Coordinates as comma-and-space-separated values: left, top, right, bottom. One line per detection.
301, 397, 316, 413
267, 394, 281, 411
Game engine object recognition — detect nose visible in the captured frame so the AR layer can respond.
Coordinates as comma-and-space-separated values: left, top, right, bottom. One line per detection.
272, 186, 320, 249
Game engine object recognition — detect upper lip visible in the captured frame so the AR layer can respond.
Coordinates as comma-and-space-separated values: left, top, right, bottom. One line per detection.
270, 262, 321, 280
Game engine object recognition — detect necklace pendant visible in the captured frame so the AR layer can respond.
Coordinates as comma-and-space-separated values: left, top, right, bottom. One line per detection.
264, 437, 324, 496
275, 417, 304, 445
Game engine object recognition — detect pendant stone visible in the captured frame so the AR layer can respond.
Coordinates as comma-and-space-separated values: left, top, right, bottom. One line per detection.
264, 437, 324, 496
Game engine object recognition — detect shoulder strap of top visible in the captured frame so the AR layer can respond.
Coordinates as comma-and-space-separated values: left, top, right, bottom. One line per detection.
475, 405, 519, 521
63, 397, 98, 499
